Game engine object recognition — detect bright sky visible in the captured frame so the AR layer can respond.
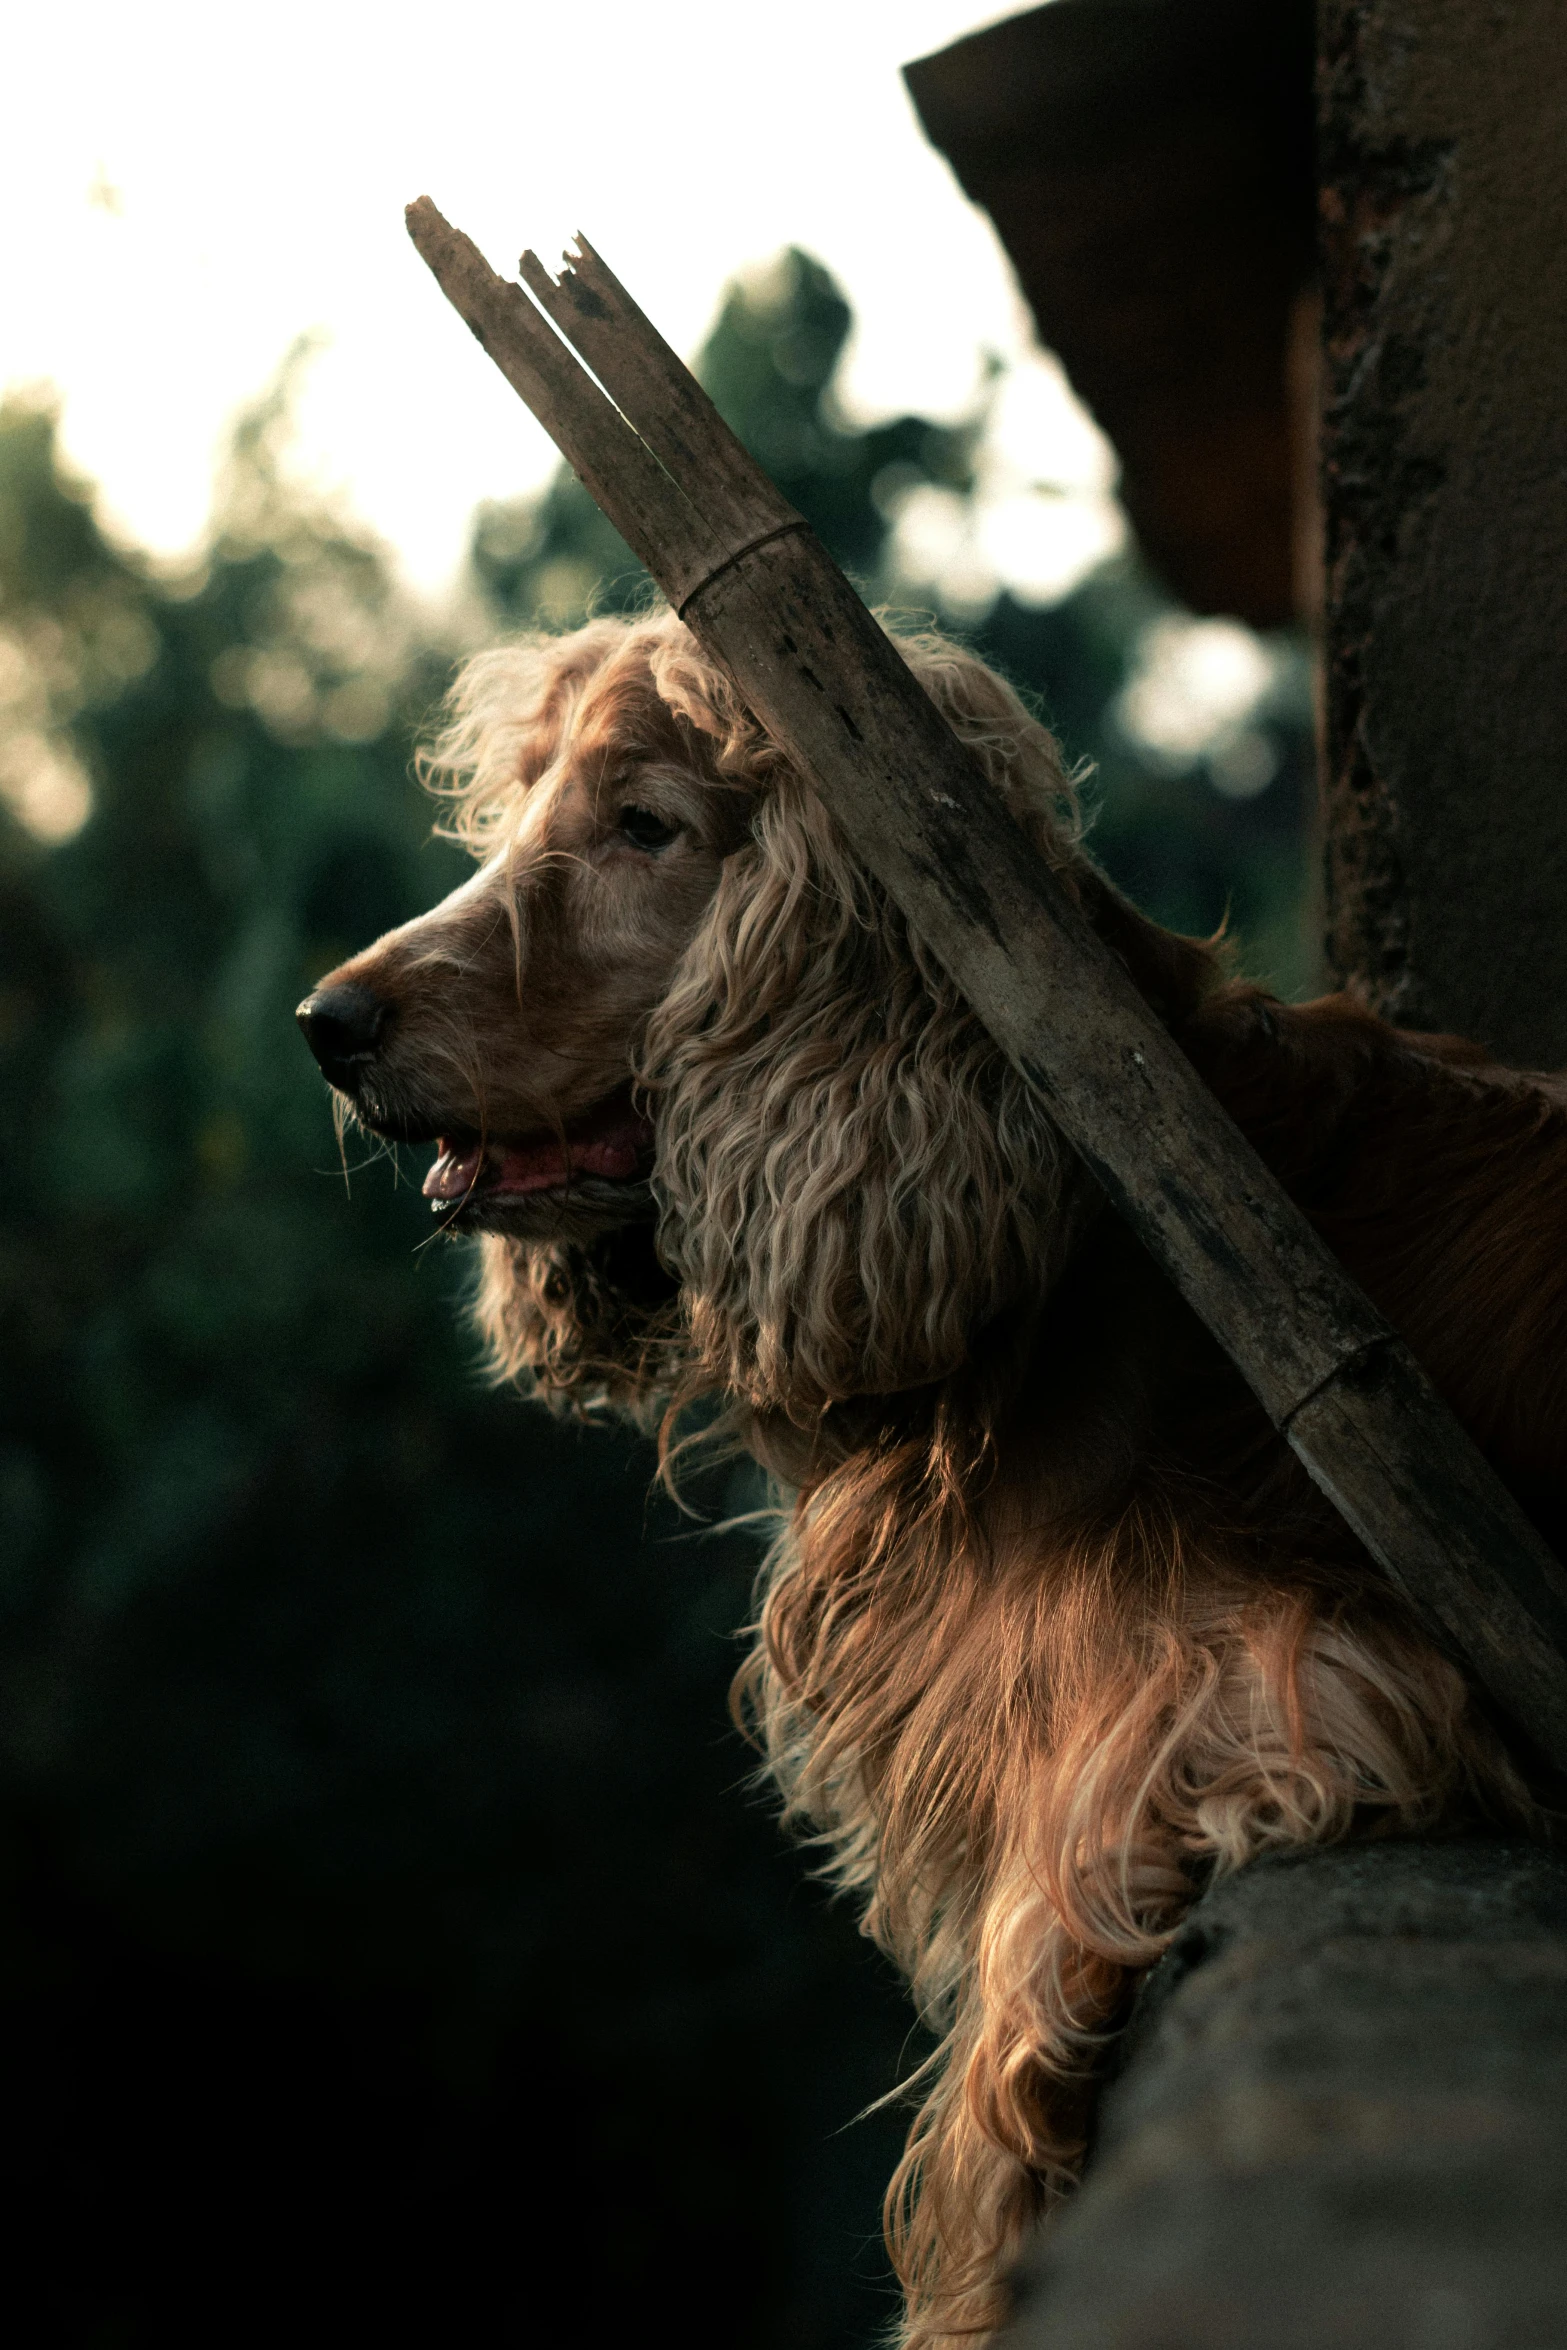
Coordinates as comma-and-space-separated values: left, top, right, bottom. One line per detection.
3, 0, 1128, 601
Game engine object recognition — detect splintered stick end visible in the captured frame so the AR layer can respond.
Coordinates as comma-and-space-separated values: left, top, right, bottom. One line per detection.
517, 248, 554, 299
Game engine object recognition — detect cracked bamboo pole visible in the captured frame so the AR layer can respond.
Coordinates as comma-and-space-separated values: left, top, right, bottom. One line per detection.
404, 196, 1567, 1774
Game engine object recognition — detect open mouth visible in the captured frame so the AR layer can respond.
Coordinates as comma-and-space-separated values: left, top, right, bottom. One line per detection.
421, 1088, 655, 1223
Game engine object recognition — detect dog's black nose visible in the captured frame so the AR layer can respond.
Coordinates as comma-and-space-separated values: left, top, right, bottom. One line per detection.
296, 983, 391, 1084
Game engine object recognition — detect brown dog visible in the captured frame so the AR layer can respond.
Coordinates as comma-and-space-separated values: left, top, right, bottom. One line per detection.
299, 611, 1566, 2348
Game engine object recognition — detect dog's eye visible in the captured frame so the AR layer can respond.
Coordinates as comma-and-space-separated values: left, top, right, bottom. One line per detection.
617, 804, 679, 853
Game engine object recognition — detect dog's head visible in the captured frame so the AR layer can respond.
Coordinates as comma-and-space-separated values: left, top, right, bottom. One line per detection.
300, 612, 1125, 1422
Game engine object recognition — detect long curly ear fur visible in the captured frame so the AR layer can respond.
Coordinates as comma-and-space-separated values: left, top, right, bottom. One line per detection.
643, 634, 1095, 1420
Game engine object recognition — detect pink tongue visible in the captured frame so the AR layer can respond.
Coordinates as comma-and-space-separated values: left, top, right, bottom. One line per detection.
492, 1128, 642, 1193
421, 1105, 650, 1201
422, 1144, 484, 1201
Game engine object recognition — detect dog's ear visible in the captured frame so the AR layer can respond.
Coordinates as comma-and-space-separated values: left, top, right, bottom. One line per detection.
643, 638, 1095, 1421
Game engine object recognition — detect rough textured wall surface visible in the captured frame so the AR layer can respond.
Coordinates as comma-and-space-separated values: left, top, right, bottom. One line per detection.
1318, 1, 1567, 1065
998, 1839, 1567, 2349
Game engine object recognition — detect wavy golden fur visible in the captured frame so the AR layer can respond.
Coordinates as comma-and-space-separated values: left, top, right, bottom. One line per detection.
304, 610, 1565, 2347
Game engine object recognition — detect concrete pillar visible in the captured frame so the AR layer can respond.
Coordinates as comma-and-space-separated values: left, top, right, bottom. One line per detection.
998, 1840, 1567, 2349
1318, 0, 1567, 1066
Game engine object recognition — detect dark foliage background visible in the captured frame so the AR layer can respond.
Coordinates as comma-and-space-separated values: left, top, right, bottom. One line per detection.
0, 255, 1312, 2346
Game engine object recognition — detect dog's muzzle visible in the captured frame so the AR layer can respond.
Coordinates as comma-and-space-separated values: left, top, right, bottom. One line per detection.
295, 982, 391, 1090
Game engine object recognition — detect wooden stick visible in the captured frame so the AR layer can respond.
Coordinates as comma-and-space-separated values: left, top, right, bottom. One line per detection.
404, 203, 715, 596
406, 198, 1567, 1771
518, 235, 800, 554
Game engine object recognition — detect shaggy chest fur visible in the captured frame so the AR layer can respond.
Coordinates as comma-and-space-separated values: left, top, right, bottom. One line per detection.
742, 988, 1565, 2347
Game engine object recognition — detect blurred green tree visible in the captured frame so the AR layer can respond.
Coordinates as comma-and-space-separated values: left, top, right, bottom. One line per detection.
0, 377, 910, 2350
473, 248, 979, 622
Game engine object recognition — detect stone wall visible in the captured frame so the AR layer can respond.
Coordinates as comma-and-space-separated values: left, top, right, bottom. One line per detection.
1318, 0, 1567, 1065
999, 1841, 1567, 2349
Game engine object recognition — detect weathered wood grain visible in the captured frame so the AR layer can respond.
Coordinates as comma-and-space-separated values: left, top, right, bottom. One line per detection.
406, 204, 1567, 1772
519, 236, 802, 558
